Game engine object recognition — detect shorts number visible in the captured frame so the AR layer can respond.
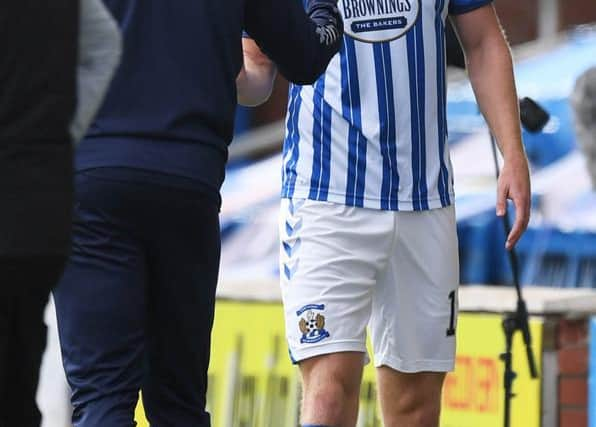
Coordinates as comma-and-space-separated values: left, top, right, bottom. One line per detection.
446, 290, 456, 337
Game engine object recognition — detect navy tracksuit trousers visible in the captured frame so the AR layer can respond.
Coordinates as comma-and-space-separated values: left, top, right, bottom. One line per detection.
54, 168, 220, 426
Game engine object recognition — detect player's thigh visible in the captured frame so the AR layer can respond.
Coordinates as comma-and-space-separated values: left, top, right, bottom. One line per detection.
370, 205, 459, 373
279, 199, 393, 364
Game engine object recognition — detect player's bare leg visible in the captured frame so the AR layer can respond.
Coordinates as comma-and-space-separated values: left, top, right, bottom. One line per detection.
299, 352, 364, 427
377, 367, 446, 427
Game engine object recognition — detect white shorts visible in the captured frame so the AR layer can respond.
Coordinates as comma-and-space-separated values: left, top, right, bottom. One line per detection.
279, 199, 459, 373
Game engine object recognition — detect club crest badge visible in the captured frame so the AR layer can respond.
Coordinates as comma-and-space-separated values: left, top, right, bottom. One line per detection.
339, 0, 421, 43
297, 304, 330, 344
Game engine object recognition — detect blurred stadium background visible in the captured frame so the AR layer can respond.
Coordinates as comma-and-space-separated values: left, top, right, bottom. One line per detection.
38, 1, 596, 426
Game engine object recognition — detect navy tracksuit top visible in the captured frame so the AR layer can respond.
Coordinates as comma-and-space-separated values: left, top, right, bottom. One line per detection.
76, 0, 343, 202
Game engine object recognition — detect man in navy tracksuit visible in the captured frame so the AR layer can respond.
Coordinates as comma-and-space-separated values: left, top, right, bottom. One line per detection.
53, 0, 343, 425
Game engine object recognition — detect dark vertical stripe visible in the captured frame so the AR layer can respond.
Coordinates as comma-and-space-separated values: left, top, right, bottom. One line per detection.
407, 14, 428, 211
435, 0, 447, 207
282, 85, 298, 197
406, 31, 422, 211
285, 85, 302, 198
416, 20, 429, 210
348, 38, 366, 207
374, 42, 400, 210
354, 135, 367, 207
309, 76, 325, 199
435, 0, 451, 206
374, 43, 391, 210
291, 87, 303, 195
281, 87, 296, 191
319, 101, 332, 200
341, 40, 356, 205
341, 37, 365, 207
441, 14, 451, 205
383, 42, 400, 211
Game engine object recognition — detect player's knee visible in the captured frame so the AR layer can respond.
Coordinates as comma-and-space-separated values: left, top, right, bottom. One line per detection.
301, 355, 362, 396
408, 404, 441, 427
392, 390, 441, 427
300, 356, 362, 420
302, 384, 344, 422
303, 370, 359, 403
302, 379, 361, 425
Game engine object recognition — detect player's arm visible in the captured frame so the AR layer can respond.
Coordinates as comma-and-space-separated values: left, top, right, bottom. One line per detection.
236, 37, 277, 107
452, 4, 530, 250
71, 0, 122, 143
244, 0, 343, 85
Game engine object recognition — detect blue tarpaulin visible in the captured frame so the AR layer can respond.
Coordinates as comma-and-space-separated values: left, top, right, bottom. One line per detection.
447, 27, 596, 168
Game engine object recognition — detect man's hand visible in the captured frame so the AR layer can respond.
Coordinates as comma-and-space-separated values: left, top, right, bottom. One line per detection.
307, 0, 342, 46
496, 150, 531, 250
236, 37, 277, 107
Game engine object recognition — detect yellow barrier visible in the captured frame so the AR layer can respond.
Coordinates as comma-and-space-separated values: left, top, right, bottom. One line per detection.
441, 314, 543, 427
136, 300, 543, 426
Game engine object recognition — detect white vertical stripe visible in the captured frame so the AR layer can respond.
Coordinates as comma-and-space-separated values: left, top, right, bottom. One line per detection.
354, 42, 384, 205
295, 87, 316, 191
328, 109, 350, 199
323, 54, 343, 112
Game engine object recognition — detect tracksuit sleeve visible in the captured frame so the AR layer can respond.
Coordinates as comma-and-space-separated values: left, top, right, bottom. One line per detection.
449, 0, 493, 15
244, 0, 343, 85
71, 0, 122, 143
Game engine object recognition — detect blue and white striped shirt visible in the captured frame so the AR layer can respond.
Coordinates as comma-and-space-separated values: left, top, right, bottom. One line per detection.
282, 0, 492, 211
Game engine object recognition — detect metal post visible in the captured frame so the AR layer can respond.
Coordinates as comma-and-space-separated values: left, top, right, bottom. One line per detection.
538, 0, 559, 40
